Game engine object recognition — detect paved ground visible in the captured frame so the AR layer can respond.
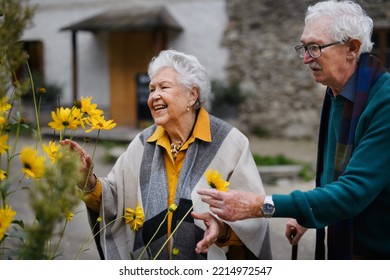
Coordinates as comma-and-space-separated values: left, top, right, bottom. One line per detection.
8, 129, 319, 260
248, 135, 318, 260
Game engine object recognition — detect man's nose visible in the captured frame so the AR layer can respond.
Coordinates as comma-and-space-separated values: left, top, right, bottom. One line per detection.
303, 50, 313, 64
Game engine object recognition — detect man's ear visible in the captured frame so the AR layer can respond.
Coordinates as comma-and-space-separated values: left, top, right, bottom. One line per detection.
346, 39, 362, 60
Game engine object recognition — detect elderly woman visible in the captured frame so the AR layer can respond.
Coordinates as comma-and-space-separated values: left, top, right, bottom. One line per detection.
65, 49, 271, 260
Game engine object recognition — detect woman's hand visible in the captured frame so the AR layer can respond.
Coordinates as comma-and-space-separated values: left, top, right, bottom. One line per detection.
191, 212, 224, 254
197, 188, 263, 221
61, 139, 96, 191
285, 219, 307, 245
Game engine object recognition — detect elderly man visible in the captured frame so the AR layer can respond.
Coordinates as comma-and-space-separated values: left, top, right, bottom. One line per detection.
198, 0, 390, 260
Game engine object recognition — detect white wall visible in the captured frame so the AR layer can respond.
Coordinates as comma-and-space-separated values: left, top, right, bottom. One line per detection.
22, 3, 109, 106
22, 0, 228, 109
167, 1, 228, 81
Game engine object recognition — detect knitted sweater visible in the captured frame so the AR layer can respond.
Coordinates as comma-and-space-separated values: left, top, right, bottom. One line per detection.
273, 72, 390, 258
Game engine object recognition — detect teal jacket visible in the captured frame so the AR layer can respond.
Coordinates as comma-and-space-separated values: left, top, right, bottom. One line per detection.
273, 72, 390, 258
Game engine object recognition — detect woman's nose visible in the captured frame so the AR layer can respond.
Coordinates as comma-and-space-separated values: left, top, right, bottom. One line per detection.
149, 90, 161, 100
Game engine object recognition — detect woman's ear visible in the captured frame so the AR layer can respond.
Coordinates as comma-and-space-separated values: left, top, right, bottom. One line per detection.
189, 86, 200, 107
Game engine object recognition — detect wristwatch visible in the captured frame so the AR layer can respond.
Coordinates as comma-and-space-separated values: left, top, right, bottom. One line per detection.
262, 195, 275, 218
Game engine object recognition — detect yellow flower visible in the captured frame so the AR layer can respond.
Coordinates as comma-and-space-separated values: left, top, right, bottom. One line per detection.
43, 141, 61, 163
0, 96, 12, 114
124, 202, 144, 231
0, 204, 16, 240
96, 217, 102, 223
0, 134, 10, 154
65, 209, 74, 222
79, 96, 103, 117
48, 107, 83, 131
0, 116, 6, 126
20, 146, 45, 179
0, 169, 7, 181
84, 114, 116, 132
205, 169, 230, 192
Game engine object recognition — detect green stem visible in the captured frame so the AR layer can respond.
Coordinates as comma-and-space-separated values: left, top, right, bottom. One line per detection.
153, 205, 194, 260
81, 130, 100, 194
74, 214, 123, 260
25, 61, 43, 151
59, 127, 66, 142
50, 219, 69, 259
7, 83, 22, 176
74, 130, 102, 259
138, 211, 169, 260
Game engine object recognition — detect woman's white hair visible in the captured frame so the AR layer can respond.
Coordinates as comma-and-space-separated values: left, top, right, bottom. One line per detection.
148, 49, 211, 109
305, 0, 373, 55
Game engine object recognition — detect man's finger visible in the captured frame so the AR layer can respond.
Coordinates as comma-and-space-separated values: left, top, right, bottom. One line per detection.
197, 188, 220, 198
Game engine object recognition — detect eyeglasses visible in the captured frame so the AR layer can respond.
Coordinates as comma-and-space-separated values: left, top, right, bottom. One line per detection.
294, 41, 343, 58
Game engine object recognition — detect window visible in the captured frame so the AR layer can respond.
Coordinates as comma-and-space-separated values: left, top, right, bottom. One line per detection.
16, 41, 60, 104
372, 30, 390, 71
14, 41, 43, 82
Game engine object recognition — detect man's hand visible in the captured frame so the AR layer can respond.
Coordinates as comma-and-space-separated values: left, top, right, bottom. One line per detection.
197, 188, 264, 221
285, 219, 307, 245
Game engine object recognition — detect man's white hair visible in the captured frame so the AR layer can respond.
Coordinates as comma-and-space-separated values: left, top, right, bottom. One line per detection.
305, 0, 373, 55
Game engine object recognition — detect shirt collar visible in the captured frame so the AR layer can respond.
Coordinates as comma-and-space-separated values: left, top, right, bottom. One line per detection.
326, 70, 357, 102
147, 107, 212, 144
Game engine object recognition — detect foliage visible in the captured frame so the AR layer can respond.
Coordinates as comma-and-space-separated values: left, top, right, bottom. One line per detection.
251, 125, 270, 138
298, 163, 315, 182
253, 154, 297, 166
253, 153, 314, 181
22, 72, 62, 104
16, 149, 82, 259
100, 140, 127, 164
0, 0, 117, 259
210, 80, 246, 111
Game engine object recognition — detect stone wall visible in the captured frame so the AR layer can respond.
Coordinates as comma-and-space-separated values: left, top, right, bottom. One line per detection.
223, 0, 389, 139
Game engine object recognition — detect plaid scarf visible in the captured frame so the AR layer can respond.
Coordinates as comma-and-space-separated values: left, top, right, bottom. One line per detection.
314, 53, 385, 259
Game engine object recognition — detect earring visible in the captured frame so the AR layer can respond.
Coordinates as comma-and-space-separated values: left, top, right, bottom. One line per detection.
187, 106, 190, 111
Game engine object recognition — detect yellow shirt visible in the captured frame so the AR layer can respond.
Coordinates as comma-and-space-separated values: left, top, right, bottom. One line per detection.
146, 107, 211, 237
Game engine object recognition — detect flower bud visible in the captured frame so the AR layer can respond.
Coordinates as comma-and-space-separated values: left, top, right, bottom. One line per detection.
73, 100, 82, 109
168, 204, 178, 213
37, 87, 46, 96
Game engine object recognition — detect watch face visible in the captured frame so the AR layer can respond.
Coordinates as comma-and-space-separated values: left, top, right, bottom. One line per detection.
263, 203, 275, 214
263, 203, 275, 216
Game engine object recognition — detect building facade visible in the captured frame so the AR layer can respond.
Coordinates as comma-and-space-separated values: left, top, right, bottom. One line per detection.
21, 0, 390, 138
22, 0, 228, 126
223, 0, 390, 139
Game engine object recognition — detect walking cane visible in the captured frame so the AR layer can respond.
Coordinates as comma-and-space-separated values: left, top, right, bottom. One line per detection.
290, 228, 298, 260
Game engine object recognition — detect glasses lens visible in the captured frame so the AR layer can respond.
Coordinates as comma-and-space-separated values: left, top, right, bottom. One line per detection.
308, 45, 321, 58
295, 45, 305, 58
